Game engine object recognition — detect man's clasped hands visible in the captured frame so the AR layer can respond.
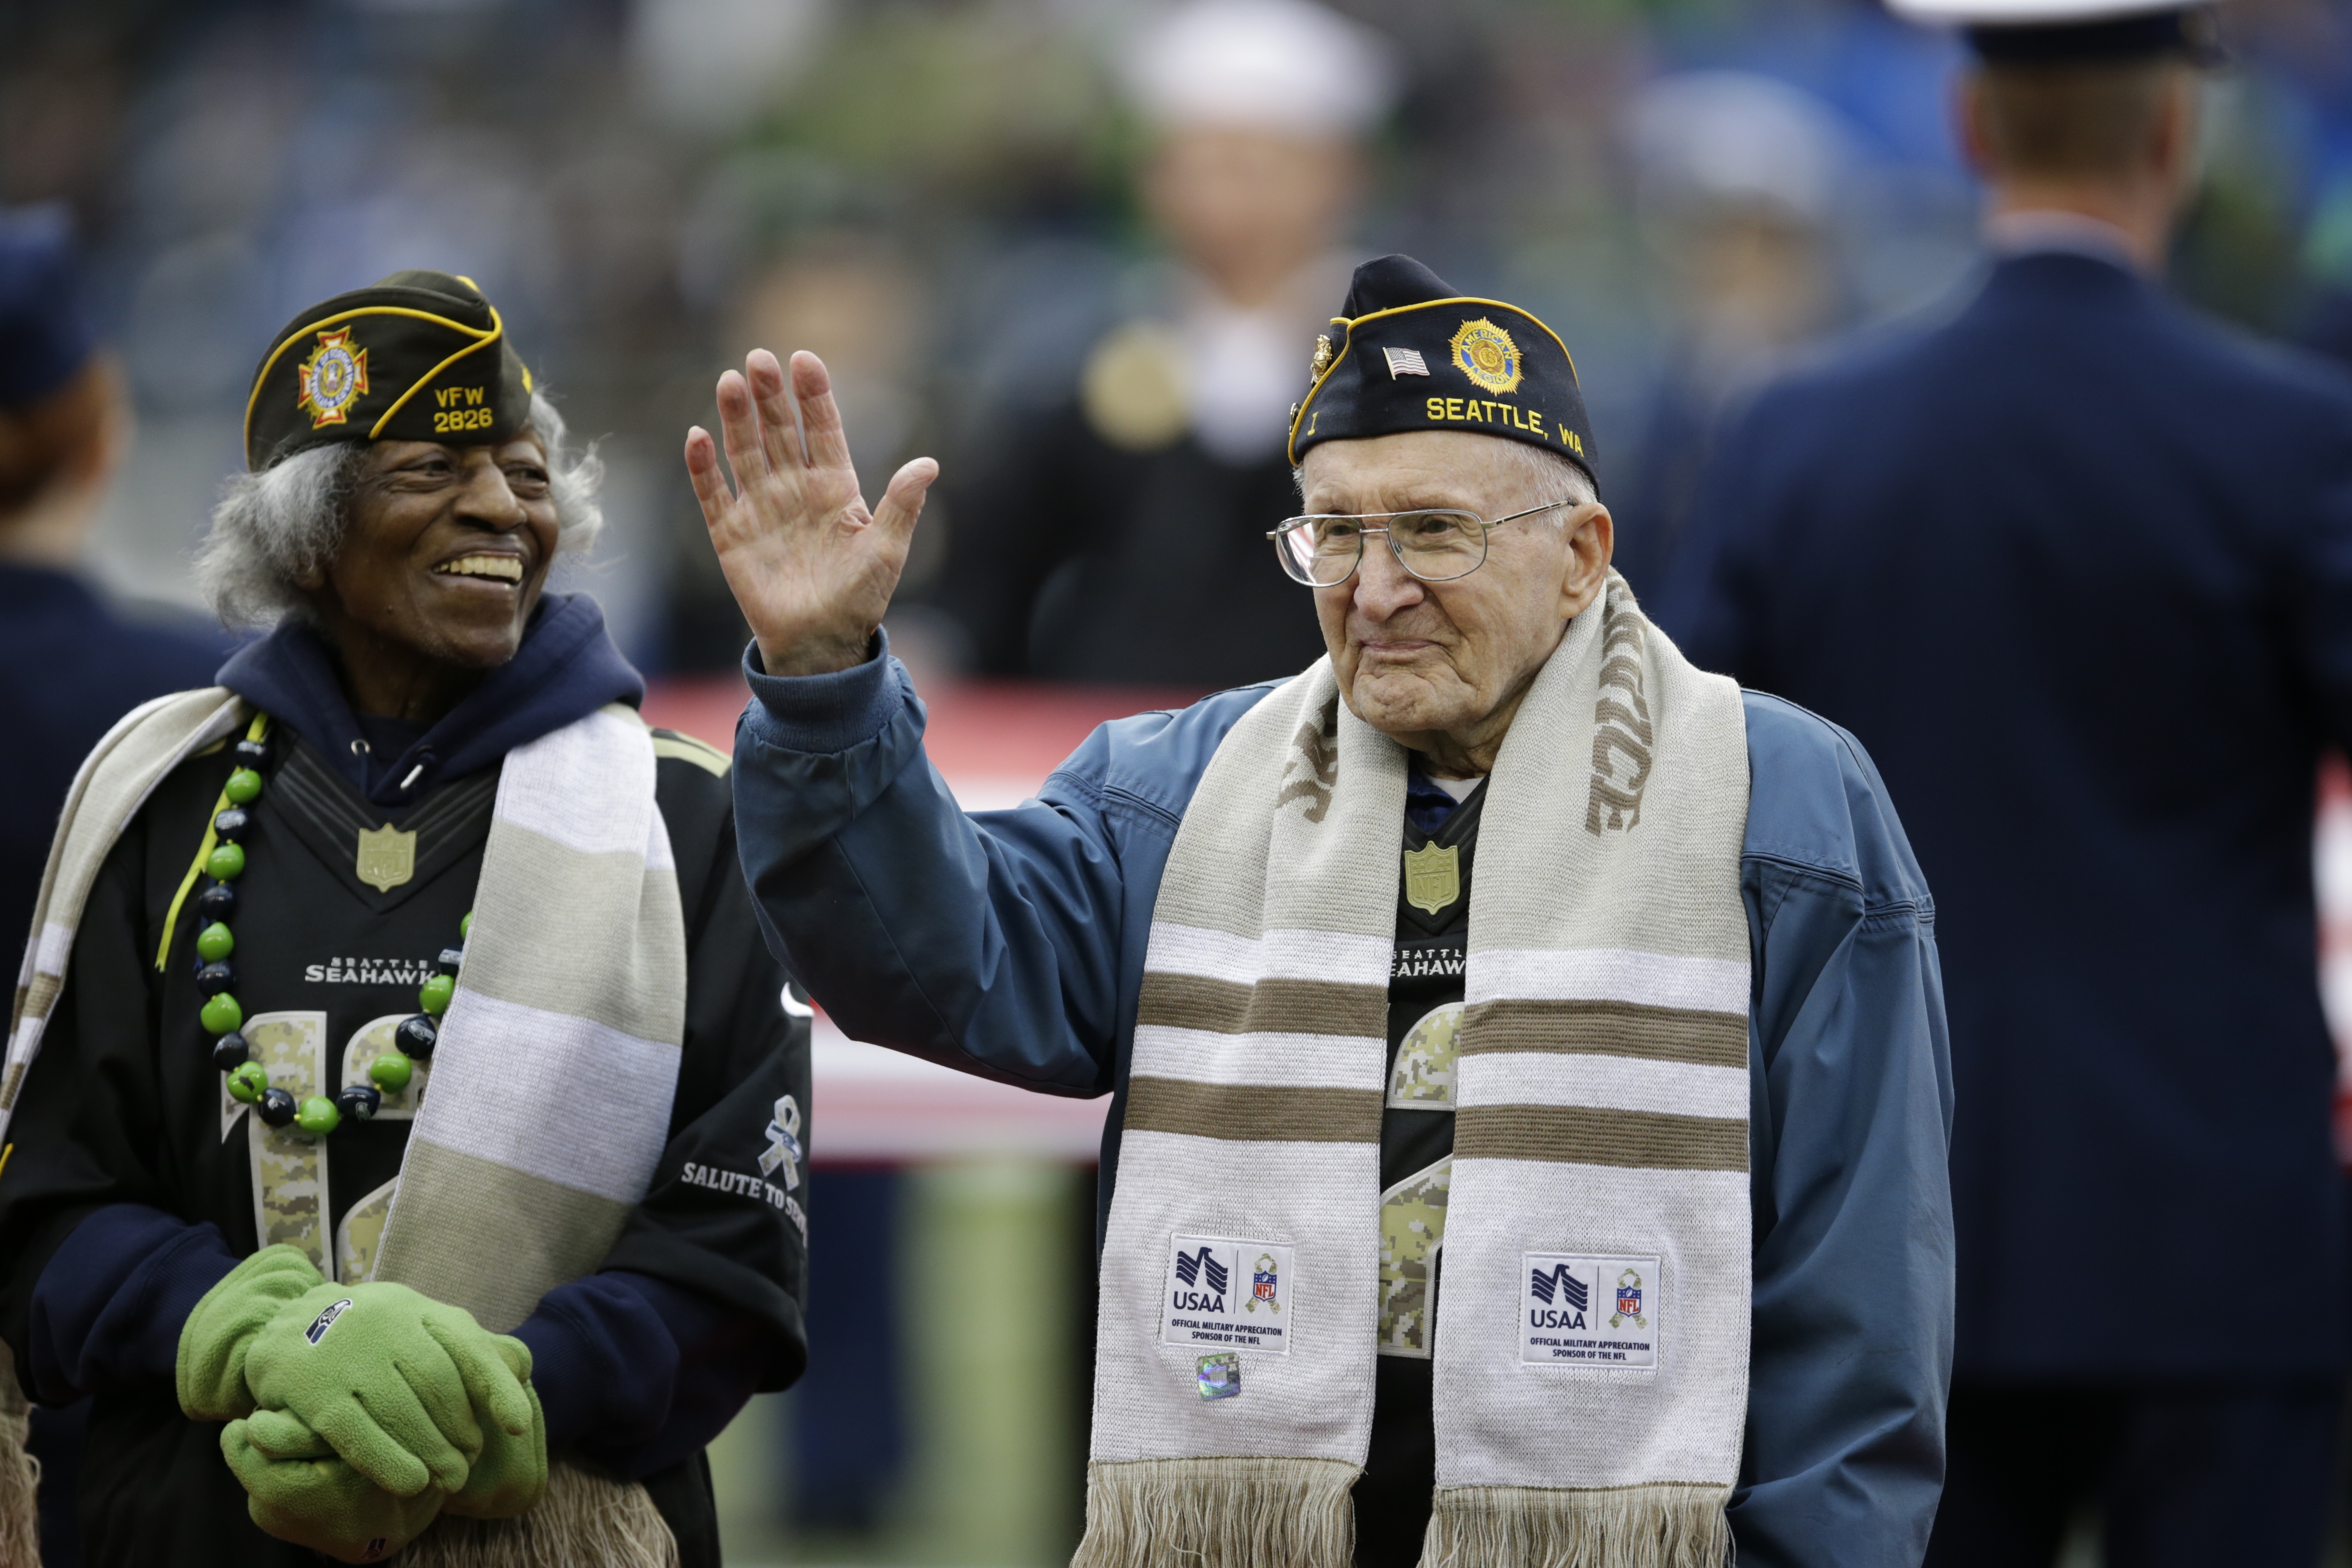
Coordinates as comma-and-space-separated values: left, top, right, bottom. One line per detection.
176, 1246, 547, 1562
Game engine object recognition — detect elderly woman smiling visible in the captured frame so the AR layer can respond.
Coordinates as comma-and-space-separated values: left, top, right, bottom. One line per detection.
0, 271, 808, 1568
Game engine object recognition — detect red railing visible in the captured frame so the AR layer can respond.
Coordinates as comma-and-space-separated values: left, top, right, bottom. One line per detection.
643, 674, 1202, 1164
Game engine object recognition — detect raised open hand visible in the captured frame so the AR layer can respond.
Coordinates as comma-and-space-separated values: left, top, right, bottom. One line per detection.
686, 348, 937, 677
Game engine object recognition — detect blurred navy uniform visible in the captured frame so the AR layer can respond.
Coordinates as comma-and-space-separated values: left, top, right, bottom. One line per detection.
935, 324, 1330, 685
0, 210, 228, 1568
930, 0, 1392, 686
0, 211, 229, 956
1609, 72, 1856, 598
1659, 5, 2352, 1563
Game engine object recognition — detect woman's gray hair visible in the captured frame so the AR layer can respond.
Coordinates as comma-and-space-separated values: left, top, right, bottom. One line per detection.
197, 390, 603, 627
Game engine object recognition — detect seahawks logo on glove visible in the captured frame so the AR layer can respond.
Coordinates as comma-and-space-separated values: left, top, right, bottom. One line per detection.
305, 1298, 355, 1345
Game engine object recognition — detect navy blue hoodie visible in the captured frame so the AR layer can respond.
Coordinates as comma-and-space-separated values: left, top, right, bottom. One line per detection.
25, 595, 772, 1480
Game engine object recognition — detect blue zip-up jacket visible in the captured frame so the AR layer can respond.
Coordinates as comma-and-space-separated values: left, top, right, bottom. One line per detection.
731, 634, 1956, 1568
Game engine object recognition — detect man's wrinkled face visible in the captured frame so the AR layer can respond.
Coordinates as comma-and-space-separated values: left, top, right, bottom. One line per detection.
1298, 431, 1610, 752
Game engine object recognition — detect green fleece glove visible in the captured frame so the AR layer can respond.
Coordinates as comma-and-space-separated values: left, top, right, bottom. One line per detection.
239, 1341, 546, 1526
240, 1281, 536, 1499
441, 1375, 547, 1520
223, 1415, 444, 1563
177, 1245, 327, 1421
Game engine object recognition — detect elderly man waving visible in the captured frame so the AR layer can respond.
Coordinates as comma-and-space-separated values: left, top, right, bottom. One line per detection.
696, 255, 1952, 1568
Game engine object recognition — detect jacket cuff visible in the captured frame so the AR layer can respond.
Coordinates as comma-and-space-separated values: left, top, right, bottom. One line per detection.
26, 1205, 241, 1403
740, 629, 903, 757
514, 1271, 671, 1458
514, 1269, 769, 1478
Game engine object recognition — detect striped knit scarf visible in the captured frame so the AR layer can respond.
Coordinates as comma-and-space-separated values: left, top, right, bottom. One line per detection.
1, 692, 687, 1568
1079, 574, 1754, 1568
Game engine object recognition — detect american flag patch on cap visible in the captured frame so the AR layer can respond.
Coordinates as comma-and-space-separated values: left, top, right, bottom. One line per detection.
1383, 346, 1430, 378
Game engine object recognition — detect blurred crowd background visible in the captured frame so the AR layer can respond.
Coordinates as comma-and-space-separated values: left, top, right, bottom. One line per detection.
22, 0, 2352, 687
15, 0, 2352, 1562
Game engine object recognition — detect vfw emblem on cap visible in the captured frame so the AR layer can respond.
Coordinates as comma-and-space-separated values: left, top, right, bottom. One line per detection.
1449, 317, 1522, 397
297, 328, 370, 430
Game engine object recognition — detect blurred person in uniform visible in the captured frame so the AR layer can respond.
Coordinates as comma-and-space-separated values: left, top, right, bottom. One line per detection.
1655, 5, 2352, 1563
0, 210, 230, 1568
714, 231, 922, 1536
930, 0, 1396, 686
731, 235, 928, 541
1610, 73, 1856, 596
0, 209, 230, 951
725, 231, 953, 684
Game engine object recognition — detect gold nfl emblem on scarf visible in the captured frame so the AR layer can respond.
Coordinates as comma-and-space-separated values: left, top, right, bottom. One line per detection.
354, 823, 416, 892
1401, 841, 1460, 916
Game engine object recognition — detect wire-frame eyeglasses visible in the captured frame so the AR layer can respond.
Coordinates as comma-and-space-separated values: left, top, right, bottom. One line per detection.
1266, 497, 1578, 587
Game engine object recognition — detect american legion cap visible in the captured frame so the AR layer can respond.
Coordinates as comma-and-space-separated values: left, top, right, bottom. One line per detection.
242, 270, 534, 472
1882, 0, 2222, 64
1287, 254, 1596, 488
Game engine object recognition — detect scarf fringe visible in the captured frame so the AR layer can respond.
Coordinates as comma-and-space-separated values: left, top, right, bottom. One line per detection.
398, 1463, 676, 1568
1072, 1457, 1358, 1568
1419, 1483, 1732, 1568
0, 1356, 39, 1568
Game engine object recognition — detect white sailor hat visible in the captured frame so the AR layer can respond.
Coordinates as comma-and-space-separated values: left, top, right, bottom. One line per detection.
1122, 0, 1400, 138
1886, 0, 2222, 61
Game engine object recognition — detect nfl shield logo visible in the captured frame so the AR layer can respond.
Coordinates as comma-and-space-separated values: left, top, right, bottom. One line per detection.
354, 823, 417, 892
1401, 842, 1461, 916
1610, 1266, 1648, 1328
1245, 1253, 1283, 1314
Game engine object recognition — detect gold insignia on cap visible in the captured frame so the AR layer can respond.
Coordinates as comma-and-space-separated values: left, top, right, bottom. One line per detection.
1448, 318, 1522, 397
296, 328, 370, 430
1309, 334, 1336, 379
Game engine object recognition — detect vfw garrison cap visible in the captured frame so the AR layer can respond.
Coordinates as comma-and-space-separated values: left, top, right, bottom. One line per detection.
1288, 254, 1596, 487
1883, 0, 2221, 63
242, 269, 533, 471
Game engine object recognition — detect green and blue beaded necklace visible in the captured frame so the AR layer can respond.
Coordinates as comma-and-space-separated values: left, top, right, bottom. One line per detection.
180, 715, 464, 1139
